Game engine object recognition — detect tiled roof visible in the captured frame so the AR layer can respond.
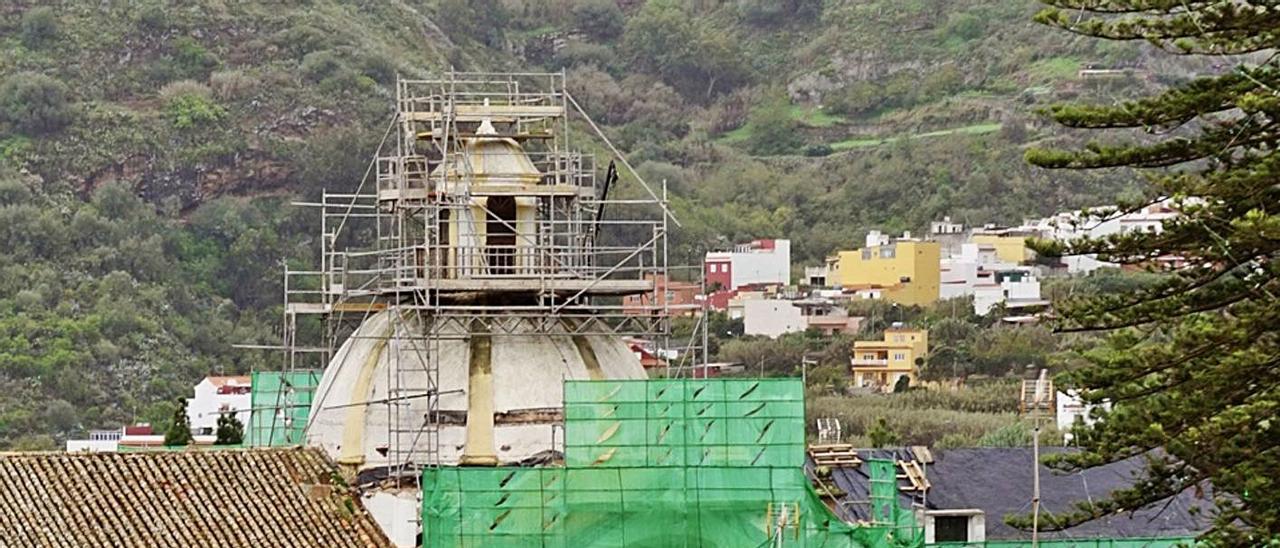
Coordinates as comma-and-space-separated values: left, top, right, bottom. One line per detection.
0, 447, 391, 547
206, 375, 252, 387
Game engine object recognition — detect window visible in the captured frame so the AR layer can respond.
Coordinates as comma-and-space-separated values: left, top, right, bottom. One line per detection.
880, 246, 896, 259
862, 249, 872, 260
893, 353, 906, 361
934, 516, 971, 542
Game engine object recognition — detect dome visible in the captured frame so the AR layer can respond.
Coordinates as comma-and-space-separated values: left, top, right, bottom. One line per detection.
306, 311, 646, 469
429, 119, 542, 187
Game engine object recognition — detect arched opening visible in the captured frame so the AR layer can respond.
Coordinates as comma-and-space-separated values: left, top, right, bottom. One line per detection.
485, 196, 517, 275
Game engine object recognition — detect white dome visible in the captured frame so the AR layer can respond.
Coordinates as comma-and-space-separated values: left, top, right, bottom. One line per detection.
306, 311, 646, 469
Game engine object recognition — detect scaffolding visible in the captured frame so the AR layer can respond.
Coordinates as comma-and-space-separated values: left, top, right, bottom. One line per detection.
268, 71, 675, 482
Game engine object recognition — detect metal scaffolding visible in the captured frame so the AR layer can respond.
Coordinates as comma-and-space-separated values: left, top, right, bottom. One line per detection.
269, 71, 675, 481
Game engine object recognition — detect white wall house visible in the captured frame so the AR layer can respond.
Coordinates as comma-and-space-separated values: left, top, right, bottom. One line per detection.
66, 430, 123, 453
187, 376, 252, 436
1057, 389, 1111, 443
705, 239, 791, 291
940, 244, 1046, 315
742, 298, 861, 338
1026, 201, 1180, 274
743, 300, 806, 338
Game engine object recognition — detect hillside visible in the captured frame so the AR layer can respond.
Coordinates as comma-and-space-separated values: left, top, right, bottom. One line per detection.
0, 0, 1201, 447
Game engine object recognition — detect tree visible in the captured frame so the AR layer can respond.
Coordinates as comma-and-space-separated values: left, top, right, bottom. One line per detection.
892, 374, 911, 394
215, 412, 244, 445
866, 416, 900, 448
743, 94, 803, 156
622, 1, 751, 99
164, 398, 194, 446
1025, 2, 1280, 543
572, 0, 624, 41
0, 72, 72, 135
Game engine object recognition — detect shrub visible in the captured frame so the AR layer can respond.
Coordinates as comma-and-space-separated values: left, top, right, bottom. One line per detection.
573, 0, 625, 41
209, 70, 257, 100
132, 2, 168, 31
161, 83, 225, 130
20, 7, 58, 48
552, 42, 617, 71
803, 143, 833, 157
272, 25, 336, 59
0, 72, 72, 135
171, 37, 219, 80
943, 13, 985, 43
300, 50, 346, 83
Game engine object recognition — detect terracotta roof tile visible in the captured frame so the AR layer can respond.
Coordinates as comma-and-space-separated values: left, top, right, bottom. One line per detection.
0, 447, 390, 547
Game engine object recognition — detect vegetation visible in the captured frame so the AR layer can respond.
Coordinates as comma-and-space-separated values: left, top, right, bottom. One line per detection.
808, 381, 1062, 448
1025, 1, 1280, 543
215, 412, 244, 445
0, 1, 1204, 456
164, 399, 193, 446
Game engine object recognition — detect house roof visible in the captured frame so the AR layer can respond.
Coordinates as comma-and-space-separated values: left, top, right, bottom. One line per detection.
824, 447, 1212, 541
205, 375, 252, 387
0, 447, 391, 547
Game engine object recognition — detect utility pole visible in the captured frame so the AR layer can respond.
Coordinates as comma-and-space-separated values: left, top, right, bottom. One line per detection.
1030, 368, 1050, 548
801, 355, 817, 388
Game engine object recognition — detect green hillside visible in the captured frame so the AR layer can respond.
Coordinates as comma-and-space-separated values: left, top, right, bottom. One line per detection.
0, 0, 1198, 447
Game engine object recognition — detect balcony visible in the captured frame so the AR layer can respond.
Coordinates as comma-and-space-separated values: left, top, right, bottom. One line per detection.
850, 358, 889, 367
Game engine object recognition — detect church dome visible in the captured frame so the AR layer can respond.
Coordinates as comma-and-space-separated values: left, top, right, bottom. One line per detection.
305, 311, 646, 469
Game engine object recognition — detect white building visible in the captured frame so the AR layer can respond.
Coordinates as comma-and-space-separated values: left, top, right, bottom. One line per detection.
65, 424, 215, 452
187, 376, 252, 436
66, 429, 123, 453
1057, 389, 1110, 443
940, 244, 1047, 315
742, 298, 862, 338
704, 239, 791, 291
1025, 201, 1180, 274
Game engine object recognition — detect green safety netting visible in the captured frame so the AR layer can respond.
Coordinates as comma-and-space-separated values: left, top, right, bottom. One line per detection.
423, 378, 922, 547
246, 370, 320, 447
423, 464, 907, 548
934, 539, 1195, 548
563, 379, 806, 468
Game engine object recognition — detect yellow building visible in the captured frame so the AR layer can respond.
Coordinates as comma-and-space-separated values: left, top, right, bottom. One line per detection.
850, 326, 928, 392
971, 234, 1029, 264
827, 238, 940, 305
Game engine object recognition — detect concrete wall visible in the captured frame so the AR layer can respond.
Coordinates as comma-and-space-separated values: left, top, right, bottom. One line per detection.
743, 300, 805, 338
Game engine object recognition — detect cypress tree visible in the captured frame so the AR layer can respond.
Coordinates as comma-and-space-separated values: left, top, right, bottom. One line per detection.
164, 398, 194, 447
215, 412, 244, 445
1025, 1, 1280, 543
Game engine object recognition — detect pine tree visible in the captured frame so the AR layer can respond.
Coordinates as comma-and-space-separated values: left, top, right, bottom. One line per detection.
1025, 2, 1280, 543
215, 412, 244, 445
164, 398, 194, 447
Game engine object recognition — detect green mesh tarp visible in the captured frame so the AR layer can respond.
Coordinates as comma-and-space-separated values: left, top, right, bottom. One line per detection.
423, 379, 920, 547
246, 370, 320, 447
563, 379, 806, 468
933, 539, 1196, 547
423, 465, 899, 548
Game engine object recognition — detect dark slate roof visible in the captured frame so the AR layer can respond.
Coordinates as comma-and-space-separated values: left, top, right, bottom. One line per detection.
0, 447, 391, 547
823, 447, 1213, 541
